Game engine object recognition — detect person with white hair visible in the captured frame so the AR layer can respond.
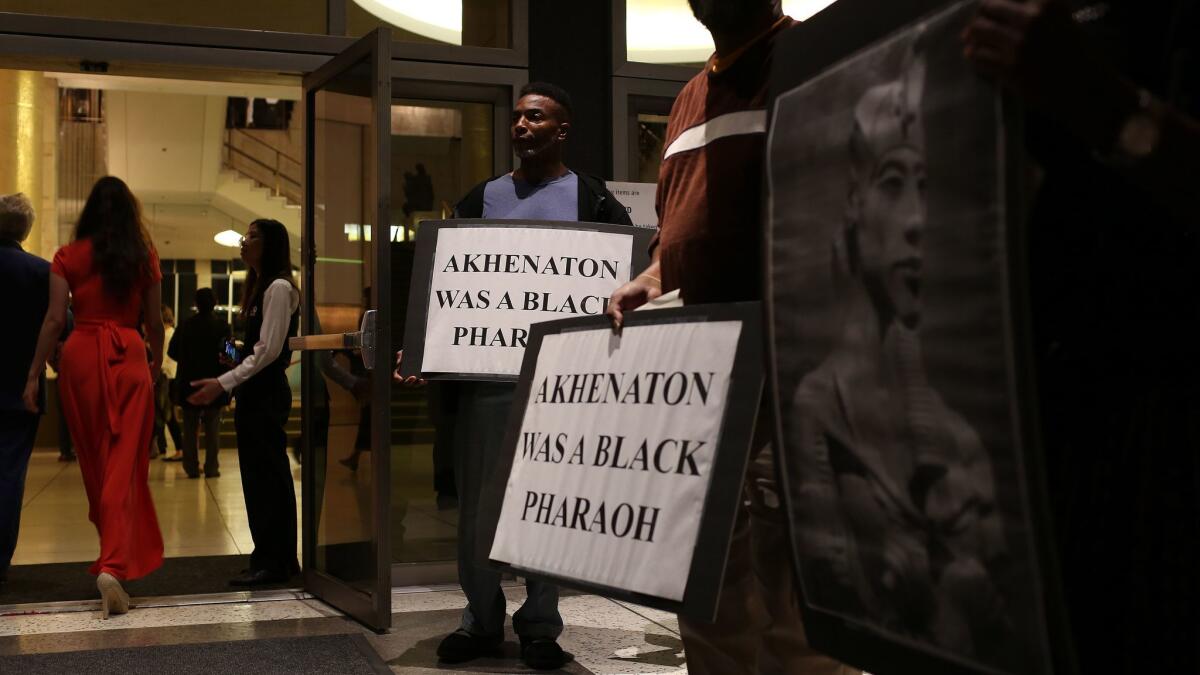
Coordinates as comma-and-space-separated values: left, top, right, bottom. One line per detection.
0, 192, 47, 590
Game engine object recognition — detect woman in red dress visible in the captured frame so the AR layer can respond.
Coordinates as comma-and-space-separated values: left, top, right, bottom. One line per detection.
24, 176, 164, 618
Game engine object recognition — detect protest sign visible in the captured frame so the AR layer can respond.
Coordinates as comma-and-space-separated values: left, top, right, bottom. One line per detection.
478, 303, 763, 619
766, 2, 1063, 673
401, 220, 653, 380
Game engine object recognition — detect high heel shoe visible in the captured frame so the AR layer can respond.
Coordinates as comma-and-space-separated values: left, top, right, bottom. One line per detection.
97, 572, 130, 619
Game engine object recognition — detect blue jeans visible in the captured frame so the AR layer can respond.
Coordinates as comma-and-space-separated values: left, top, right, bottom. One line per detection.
453, 381, 562, 639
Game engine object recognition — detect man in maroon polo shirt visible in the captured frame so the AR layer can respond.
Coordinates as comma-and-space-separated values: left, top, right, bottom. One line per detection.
608, 1, 854, 673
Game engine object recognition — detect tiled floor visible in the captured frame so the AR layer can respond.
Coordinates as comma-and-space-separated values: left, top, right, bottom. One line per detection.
13, 448, 294, 565
0, 585, 687, 674
7, 440, 686, 672
13, 441, 458, 568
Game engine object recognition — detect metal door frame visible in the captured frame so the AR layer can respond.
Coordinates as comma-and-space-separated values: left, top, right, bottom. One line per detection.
301, 28, 393, 630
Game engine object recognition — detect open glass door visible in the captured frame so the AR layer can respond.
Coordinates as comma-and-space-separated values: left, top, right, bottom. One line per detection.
297, 28, 392, 631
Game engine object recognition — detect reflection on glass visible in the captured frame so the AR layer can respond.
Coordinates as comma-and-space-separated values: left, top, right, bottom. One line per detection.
349, 0, 512, 48
637, 113, 669, 183
310, 58, 379, 594
388, 99, 494, 566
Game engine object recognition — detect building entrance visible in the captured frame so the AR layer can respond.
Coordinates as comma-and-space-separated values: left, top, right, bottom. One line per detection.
0, 28, 521, 626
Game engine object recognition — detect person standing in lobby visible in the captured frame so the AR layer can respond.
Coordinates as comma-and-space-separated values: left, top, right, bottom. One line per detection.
397, 82, 633, 671
0, 193, 48, 591
607, 1, 853, 673
961, 1, 1200, 671
188, 219, 300, 587
23, 176, 165, 618
155, 305, 183, 461
169, 287, 231, 479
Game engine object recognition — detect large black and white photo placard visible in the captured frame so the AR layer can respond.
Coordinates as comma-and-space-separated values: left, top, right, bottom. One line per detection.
401, 220, 653, 380
767, 2, 1063, 674
478, 304, 763, 619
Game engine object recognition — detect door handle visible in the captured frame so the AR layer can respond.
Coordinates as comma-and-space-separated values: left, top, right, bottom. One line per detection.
288, 309, 377, 369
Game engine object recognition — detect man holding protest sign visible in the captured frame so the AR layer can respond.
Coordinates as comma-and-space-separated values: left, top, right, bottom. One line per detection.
606, 1, 852, 674
399, 81, 632, 670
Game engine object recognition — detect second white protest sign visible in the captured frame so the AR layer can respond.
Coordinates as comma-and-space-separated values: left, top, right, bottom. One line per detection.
477, 303, 764, 620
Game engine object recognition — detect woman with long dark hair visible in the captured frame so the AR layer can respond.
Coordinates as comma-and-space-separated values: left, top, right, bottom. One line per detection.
189, 219, 299, 586
23, 176, 164, 618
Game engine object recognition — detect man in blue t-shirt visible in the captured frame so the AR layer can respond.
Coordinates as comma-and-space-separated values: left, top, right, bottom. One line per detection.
412, 82, 631, 670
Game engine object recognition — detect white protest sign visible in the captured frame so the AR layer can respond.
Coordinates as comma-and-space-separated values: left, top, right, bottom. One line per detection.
607, 181, 658, 230
420, 226, 636, 377
489, 319, 743, 601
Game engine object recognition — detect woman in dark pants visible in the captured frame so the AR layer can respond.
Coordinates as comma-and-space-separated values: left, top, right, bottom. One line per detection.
189, 219, 299, 586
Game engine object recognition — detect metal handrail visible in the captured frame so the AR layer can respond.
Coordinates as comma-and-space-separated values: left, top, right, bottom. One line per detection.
225, 143, 302, 189
229, 127, 301, 167
222, 128, 303, 205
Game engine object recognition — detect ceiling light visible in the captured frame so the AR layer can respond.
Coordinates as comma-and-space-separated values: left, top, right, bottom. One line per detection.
628, 1, 838, 64
351, 1, 839, 61
351, 0, 463, 45
214, 230, 243, 248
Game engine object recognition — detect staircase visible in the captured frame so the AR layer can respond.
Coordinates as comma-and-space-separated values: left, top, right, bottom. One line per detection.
214, 126, 303, 239
212, 169, 300, 234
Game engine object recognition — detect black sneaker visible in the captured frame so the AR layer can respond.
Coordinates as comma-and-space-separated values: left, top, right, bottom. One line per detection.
520, 637, 573, 670
436, 629, 503, 663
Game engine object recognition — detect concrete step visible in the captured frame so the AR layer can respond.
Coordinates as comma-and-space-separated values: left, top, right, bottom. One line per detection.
213, 169, 300, 233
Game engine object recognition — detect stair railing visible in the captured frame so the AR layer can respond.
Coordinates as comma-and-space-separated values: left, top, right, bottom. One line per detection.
222, 128, 303, 206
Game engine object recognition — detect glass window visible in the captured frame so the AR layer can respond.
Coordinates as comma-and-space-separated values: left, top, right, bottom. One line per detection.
624, 0, 838, 66
390, 98, 494, 230
348, 0, 512, 48
387, 97, 494, 566
1, 0, 328, 34
637, 112, 669, 183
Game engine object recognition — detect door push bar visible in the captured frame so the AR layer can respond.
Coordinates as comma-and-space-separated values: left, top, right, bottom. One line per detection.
287, 309, 377, 370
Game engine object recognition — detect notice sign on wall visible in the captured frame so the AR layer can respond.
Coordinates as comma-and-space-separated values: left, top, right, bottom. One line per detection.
401, 220, 653, 380
478, 304, 764, 619
606, 181, 658, 230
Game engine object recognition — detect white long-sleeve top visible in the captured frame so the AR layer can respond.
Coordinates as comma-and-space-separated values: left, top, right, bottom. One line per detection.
217, 278, 300, 392
162, 326, 177, 379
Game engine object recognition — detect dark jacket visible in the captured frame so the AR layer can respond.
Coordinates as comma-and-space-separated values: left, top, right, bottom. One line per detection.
0, 240, 50, 414
454, 172, 635, 225
169, 311, 233, 409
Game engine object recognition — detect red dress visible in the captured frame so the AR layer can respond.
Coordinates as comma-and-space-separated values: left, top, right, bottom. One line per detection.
52, 239, 164, 580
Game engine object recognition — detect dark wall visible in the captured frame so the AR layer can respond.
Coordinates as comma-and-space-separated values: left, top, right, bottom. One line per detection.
528, 0, 613, 178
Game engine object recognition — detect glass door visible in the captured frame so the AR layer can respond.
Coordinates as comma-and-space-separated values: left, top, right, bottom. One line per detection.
298, 28, 392, 631
385, 90, 503, 585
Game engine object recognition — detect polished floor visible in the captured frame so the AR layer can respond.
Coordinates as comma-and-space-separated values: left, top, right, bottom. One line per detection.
0, 584, 687, 674
13, 441, 458, 568
13, 446, 299, 565
7, 430, 688, 672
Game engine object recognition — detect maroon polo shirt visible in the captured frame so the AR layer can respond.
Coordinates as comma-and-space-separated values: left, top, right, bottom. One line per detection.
652, 16, 796, 304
